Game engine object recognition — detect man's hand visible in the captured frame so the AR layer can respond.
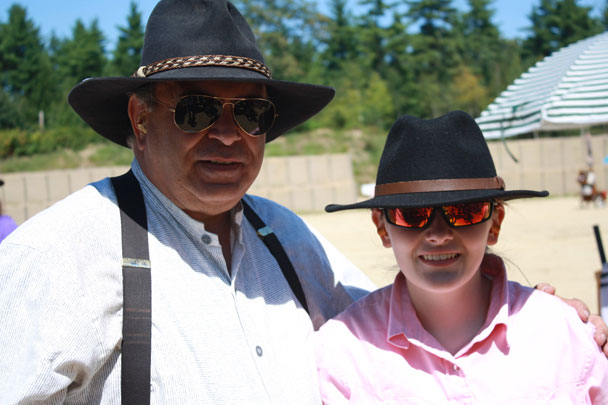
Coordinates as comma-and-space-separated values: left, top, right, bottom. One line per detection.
536, 282, 608, 357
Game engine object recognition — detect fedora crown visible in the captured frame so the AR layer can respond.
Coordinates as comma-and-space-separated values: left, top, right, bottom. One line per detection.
325, 111, 548, 212
376, 111, 497, 186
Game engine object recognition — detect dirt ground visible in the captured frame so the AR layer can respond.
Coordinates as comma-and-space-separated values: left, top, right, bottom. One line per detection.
301, 195, 608, 314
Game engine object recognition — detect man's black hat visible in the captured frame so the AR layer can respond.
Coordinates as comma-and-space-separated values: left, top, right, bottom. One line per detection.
68, 0, 335, 147
326, 111, 548, 212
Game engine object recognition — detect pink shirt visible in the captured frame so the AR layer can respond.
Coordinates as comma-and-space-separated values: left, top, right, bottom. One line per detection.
314, 255, 608, 404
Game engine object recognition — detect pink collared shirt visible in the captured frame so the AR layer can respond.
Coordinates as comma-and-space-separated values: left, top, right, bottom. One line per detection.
314, 255, 608, 404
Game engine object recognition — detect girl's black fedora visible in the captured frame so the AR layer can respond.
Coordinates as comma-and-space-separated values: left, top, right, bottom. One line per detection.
68, 0, 335, 147
326, 111, 549, 212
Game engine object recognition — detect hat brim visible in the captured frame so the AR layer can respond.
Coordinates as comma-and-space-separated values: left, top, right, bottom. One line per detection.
68, 66, 335, 147
325, 188, 549, 212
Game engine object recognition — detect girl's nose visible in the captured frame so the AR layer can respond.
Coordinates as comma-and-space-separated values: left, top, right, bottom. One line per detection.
424, 211, 454, 244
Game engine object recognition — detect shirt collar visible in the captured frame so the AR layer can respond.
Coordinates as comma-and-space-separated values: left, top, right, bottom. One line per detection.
387, 254, 511, 356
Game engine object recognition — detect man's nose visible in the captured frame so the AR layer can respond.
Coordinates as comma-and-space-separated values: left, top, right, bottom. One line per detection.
206, 103, 242, 145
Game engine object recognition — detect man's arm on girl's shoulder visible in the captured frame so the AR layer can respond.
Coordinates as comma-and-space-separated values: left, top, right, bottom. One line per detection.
536, 282, 608, 357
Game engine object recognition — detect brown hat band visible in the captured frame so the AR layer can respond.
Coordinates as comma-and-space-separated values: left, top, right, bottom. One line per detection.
133, 54, 272, 79
375, 176, 506, 197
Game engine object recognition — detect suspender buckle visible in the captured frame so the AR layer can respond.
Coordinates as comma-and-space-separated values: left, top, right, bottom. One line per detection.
122, 258, 152, 269
256, 226, 273, 238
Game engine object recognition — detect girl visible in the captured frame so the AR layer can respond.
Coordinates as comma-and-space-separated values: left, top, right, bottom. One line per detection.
314, 111, 608, 403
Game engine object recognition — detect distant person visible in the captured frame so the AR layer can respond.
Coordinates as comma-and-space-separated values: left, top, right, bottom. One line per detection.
0, 179, 17, 243
578, 168, 606, 207
314, 111, 608, 403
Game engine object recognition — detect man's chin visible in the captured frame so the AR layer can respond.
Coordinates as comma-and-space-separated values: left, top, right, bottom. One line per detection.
193, 183, 249, 209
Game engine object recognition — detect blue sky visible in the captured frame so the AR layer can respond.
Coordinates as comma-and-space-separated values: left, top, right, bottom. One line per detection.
3, 0, 604, 49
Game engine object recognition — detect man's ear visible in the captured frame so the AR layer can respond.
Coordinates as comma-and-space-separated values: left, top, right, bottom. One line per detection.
487, 203, 505, 246
127, 95, 148, 151
371, 208, 392, 248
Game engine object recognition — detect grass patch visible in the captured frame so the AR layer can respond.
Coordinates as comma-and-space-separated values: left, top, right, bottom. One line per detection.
0, 149, 82, 172
89, 143, 133, 166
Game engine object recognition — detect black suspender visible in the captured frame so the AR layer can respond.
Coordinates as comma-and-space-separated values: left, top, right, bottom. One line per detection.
110, 170, 309, 404
241, 199, 309, 314
111, 171, 152, 405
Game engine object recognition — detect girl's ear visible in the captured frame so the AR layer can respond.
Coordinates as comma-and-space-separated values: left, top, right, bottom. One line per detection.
487, 203, 505, 246
371, 209, 392, 248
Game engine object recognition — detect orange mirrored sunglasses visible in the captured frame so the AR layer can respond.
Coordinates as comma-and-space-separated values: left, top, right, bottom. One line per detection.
384, 201, 494, 229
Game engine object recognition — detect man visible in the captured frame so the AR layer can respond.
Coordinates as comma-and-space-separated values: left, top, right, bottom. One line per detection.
0, 0, 605, 403
0, 1, 373, 403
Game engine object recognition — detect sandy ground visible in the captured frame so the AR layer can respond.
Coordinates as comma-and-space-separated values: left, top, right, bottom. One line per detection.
301, 195, 608, 314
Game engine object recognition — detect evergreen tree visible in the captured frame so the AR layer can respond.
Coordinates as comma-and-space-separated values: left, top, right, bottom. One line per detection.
48, 19, 107, 127
459, 0, 499, 84
322, 0, 359, 74
233, 0, 324, 84
52, 19, 106, 84
356, 0, 395, 72
405, 0, 462, 117
522, 0, 602, 59
382, 9, 416, 116
110, 1, 145, 76
0, 4, 55, 128
455, 0, 523, 113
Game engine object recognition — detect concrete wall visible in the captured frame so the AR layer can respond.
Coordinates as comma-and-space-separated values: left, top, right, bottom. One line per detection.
0, 154, 357, 224
487, 133, 608, 195
1, 134, 607, 224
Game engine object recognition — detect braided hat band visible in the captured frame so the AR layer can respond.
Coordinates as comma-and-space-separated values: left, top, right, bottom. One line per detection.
134, 55, 272, 79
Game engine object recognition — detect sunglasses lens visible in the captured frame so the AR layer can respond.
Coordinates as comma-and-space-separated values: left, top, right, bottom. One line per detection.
234, 99, 276, 136
174, 96, 223, 133
386, 207, 433, 228
442, 201, 492, 227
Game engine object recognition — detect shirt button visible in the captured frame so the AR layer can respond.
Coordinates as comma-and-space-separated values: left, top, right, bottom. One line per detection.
256, 346, 263, 357
201, 234, 212, 244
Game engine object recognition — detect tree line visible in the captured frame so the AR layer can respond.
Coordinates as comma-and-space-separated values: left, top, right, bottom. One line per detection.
0, 0, 606, 157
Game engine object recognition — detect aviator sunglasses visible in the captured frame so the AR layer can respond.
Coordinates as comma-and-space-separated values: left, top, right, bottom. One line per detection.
384, 201, 494, 229
155, 94, 278, 136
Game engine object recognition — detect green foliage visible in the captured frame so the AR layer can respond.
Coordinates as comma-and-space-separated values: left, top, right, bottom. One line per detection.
234, 0, 325, 83
0, 89, 22, 128
0, 126, 100, 158
361, 72, 395, 128
108, 2, 144, 76
51, 19, 106, 85
88, 142, 133, 166
451, 64, 488, 117
0, 4, 55, 125
522, 0, 603, 58
0, 148, 82, 172
0, 0, 605, 165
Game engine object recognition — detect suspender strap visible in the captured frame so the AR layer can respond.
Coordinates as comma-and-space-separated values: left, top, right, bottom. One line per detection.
110, 171, 308, 404
242, 199, 309, 315
111, 170, 151, 405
